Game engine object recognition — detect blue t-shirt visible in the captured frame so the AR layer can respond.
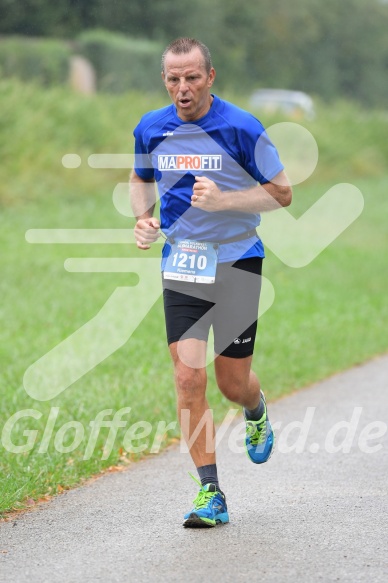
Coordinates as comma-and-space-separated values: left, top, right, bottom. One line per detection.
133, 94, 284, 263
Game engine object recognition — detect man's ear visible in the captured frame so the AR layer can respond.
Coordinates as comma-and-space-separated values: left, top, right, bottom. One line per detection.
207, 68, 216, 87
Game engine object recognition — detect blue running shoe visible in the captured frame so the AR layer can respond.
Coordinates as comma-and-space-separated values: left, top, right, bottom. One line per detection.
184, 475, 229, 528
243, 391, 275, 464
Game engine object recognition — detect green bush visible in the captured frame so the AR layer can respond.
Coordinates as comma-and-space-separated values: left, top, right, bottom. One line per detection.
0, 36, 71, 85
76, 29, 163, 93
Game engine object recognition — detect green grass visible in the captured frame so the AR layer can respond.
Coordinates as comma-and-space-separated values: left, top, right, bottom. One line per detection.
0, 80, 387, 515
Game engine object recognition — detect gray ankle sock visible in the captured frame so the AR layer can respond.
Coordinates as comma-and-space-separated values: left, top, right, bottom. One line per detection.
197, 464, 219, 489
244, 395, 265, 421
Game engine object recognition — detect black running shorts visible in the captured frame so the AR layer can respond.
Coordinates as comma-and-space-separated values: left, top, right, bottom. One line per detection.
162, 257, 263, 358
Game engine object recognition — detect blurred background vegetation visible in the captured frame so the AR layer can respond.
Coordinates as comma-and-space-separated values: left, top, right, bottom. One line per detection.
0, 0, 388, 104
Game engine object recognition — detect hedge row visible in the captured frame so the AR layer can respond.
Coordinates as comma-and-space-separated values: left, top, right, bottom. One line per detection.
0, 36, 71, 85
76, 29, 162, 93
0, 31, 163, 93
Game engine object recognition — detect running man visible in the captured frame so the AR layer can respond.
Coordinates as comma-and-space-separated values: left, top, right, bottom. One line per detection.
130, 38, 292, 527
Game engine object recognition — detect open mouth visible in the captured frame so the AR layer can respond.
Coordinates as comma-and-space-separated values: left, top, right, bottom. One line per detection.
179, 98, 191, 107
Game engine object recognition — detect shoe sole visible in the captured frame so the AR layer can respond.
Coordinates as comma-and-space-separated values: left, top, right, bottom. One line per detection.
183, 513, 229, 528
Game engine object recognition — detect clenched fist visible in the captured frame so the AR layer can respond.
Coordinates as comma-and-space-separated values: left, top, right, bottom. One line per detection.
134, 217, 161, 249
191, 176, 224, 212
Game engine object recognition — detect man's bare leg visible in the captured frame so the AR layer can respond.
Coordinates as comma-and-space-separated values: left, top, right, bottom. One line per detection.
215, 353, 274, 465
214, 354, 261, 409
169, 339, 216, 468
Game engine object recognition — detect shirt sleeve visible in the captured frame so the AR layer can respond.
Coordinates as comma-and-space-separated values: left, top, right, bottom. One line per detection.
239, 117, 284, 184
133, 123, 155, 181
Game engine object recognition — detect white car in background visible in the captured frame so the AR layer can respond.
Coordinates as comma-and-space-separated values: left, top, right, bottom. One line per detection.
249, 89, 315, 119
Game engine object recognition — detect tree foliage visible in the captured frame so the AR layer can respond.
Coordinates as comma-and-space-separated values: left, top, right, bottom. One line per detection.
0, 0, 387, 105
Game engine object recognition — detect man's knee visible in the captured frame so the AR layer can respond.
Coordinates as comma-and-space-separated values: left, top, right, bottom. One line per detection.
215, 357, 255, 404
217, 374, 248, 404
174, 364, 207, 403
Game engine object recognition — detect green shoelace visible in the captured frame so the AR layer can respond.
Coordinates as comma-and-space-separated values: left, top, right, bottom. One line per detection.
188, 472, 217, 509
246, 416, 267, 446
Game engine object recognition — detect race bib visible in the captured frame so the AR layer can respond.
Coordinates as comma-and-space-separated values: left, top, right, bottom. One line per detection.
163, 239, 218, 284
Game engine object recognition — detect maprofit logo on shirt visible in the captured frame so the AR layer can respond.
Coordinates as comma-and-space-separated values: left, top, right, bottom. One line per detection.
158, 155, 222, 171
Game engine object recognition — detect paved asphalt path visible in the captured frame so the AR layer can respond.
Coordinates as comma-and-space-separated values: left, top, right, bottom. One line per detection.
1, 356, 387, 583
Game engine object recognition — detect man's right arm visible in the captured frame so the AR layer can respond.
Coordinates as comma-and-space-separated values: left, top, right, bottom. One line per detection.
129, 170, 160, 250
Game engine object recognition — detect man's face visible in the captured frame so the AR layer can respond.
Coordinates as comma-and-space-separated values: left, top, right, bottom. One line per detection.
162, 48, 216, 122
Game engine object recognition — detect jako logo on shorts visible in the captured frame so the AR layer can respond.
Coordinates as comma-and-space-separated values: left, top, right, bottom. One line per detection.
158, 155, 222, 171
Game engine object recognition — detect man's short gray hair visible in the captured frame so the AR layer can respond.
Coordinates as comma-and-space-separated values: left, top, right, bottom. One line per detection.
161, 38, 212, 74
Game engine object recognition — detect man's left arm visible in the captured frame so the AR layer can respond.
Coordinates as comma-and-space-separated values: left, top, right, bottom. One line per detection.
191, 171, 292, 213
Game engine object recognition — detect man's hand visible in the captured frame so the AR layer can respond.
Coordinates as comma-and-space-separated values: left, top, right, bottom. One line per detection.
191, 176, 223, 212
134, 217, 161, 249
